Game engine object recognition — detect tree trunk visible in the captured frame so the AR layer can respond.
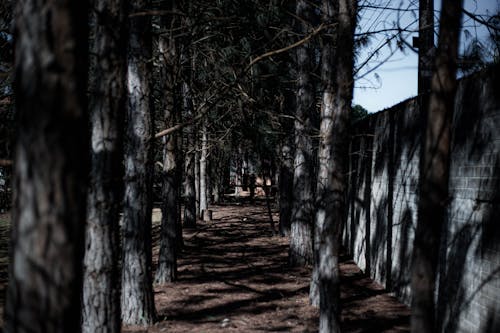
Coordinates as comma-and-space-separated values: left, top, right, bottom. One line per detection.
289, 0, 316, 267
195, 138, 200, 216
411, 2, 463, 333
121, 0, 156, 325
314, 0, 357, 331
176, 107, 184, 249
418, 0, 435, 95
199, 120, 208, 218
82, 0, 126, 332
155, 5, 180, 284
183, 80, 197, 228
310, 0, 338, 308
279, 90, 295, 237
5, 0, 89, 331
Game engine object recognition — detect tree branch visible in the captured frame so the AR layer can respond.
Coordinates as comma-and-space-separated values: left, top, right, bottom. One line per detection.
462, 9, 500, 32
246, 23, 329, 70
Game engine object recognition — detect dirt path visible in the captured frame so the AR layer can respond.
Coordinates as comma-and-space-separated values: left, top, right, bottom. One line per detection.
0, 204, 410, 332
126, 203, 410, 333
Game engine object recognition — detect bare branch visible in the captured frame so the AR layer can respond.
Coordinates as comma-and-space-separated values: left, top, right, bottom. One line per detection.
246, 23, 330, 70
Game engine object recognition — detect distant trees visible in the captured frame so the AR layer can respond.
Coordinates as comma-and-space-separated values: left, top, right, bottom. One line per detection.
5, 0, 89, 332
411, 1, 464, 332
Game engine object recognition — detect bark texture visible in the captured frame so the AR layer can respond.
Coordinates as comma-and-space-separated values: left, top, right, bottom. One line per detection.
313, 1, 357, 332
279, 89, 295, 237
121, 0, 156, 325
183, 80, 197, 228
199, 120, 208, 218
310, 0, 338, 308
411, 2, 463, 333
155, 7, 180, 284
418, 0, 435, 95
5, 0, 89, 331
289, 0, 316, 267
82, 0, 126, 331
181, 32, 196, 228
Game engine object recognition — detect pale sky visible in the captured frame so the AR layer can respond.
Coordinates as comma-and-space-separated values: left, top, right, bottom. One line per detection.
353, 0, 499, 113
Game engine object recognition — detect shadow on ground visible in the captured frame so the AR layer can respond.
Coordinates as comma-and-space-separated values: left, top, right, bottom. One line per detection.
128, 202, 410, 333
0, 204, 410, 332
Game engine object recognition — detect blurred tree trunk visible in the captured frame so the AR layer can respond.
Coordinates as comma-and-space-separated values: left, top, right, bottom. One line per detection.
82, 0, 126, 331
289, 0, 316, 267
121, 0, 156, 325
5, 0, 89, 331
155, 0, 180, 284
411, 1, 463, 333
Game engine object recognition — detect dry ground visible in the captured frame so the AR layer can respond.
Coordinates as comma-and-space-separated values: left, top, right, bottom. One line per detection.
127, 202, 410, 333
0, 203, 410, 332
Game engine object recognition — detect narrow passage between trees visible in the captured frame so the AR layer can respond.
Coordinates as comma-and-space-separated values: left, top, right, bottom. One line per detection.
124, 203, 411, 333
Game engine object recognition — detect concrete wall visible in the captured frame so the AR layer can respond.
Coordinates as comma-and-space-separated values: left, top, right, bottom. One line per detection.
345, 65, 500, 333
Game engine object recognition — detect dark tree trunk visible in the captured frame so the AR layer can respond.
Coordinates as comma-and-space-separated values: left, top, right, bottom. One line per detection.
195, 138, 200, 216
182, 80, 197, 228
411, 2, 463, 333
5, 0, 89, 331
180, 7, 196, 227
289, 0, 316, 267
279, 89, 295, 237
155, 6, 180, 284
121, 0, 156, 325
176, 127, 185, 248
82, 0, 126, 331
418, 0, 435, 95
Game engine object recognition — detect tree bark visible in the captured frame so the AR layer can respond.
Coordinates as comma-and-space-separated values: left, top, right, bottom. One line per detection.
411, 2, 463, 333
199, 119, 208, 218
310, 0, 338, 308
316, 0, 357, 331
5, 0, 89, 331
155, 2, 180, 284
289, 0, 316, 267
183, 80, 197, 228
121, 0, 156, 325
82, 0, 126, 332
195, 137, 200, 216
418, 0, 435, 95
279, 90, 295, 237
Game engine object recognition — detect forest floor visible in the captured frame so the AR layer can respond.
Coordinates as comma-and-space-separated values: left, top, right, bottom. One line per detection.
0, 202, 411, 332
127, 201, 411, 333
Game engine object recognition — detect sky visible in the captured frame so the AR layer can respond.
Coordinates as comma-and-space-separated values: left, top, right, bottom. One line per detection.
352, 0, 500, 113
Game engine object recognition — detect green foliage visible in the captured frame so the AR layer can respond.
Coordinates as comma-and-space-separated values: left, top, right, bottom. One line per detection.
163, 0, 295, 166
351, 104, 369, 123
